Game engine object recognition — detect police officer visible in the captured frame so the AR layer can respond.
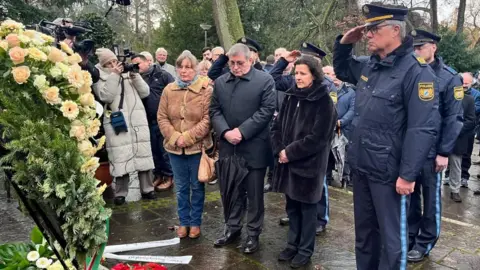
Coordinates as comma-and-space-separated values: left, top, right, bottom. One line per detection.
207, 37, 265, 81
407, 29, 463, 262
270, 43, 335, 235
333, 4, 440, 270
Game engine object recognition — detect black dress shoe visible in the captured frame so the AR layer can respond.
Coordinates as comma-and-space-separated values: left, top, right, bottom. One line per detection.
474, 189, 480, 195
450, 192, 462, 203
141, 191, 157, 200
114, 196, 126, 206
278, 248, 297, 261
263, 183, 272, 193
279, 217, 289, 226
214, 230, 241, 247
243, 236, 259, 254
407, 250, 425, 263
316, 225, 326, 235
290, 254, 310, 268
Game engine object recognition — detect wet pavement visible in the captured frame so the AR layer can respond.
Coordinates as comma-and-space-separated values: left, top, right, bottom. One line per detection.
2, 152, 480, 269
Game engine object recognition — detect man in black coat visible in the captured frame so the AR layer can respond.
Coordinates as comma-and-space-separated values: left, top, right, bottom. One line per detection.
448, 93, 475, 202
210, 43, 276, 254
132, 54, 175, 187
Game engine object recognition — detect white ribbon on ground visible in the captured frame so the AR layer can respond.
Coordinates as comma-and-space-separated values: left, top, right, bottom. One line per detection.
104, 238, 180, 254
103, 253, 192, 264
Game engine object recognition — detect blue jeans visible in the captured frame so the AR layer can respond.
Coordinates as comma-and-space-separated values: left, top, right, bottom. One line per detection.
168, 153, 205, 226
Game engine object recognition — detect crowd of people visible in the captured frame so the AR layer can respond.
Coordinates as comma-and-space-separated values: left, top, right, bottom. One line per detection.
83, 3, 480, 269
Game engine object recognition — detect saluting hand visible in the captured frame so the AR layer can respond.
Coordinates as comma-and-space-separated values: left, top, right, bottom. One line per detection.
282, 50, 301, 63
340, 25, 366, 45
396, 177, 415, 195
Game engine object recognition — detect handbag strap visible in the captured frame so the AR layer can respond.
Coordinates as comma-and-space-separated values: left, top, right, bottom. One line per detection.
118, 77, 126, 110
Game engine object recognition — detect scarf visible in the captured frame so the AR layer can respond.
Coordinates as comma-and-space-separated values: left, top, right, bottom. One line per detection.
176, 75, 198, 89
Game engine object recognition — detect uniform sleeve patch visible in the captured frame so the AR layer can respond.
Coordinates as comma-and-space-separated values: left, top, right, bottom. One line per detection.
418, 82, 434, 101
416, 57, 426, 64
360, 75, 368, 82
329, 92, 338, 104
454, 86, 464, 100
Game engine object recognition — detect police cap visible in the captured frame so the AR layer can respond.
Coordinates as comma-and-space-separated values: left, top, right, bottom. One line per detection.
362, 4, 408, 27
411, 29, 441, 46
299, 42, 326, 59
236, 37, 262, 52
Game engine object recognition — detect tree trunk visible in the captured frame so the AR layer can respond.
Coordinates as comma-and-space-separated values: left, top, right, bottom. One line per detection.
146, 0, 152, 49
134, 0, 140, 35
456, 0, 467, 34
430, 0, 438, 32
212, 0, 244, 50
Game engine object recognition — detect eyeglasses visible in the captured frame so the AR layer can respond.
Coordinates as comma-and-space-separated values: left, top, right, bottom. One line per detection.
228, 61, 246, 67
366, 24, 391, 34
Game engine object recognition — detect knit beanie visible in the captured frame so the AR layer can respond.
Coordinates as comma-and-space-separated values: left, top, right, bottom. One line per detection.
95, 48, 117, 67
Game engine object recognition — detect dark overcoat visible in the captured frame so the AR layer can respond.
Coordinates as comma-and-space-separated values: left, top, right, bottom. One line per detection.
270, 80, 337, 204
209, 68, 276, 169
452, 94, 476, 155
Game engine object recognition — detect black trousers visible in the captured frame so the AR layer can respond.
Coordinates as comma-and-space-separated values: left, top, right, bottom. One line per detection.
317, 179, 329, 227
226, 168, 267, 237
408, 159, 442, 255
461, 135, 475, 180
149, 123, 173, 177
286, 195, 317, 257
352, 170, 409, 270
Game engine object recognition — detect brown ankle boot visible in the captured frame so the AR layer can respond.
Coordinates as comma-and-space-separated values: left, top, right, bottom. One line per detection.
176, 226, 188, 238
155, 176, 173, 191
189, 226, 201, 239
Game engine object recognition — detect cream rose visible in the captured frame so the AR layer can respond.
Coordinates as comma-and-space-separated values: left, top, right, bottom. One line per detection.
87, 119, 101, 137
40, 34, 55, 44
48, 47, 66, 63
11, 66, 31, 84
5, 34, 21, 47
33, 75, 49, 91
8, 46, 27, 65
18, 35, 31, 44
59, 41, 74, 55
1, 20, 24, 31
78, 140, 97, 157
43, 87, 61, 105
28, 47, 48, 61
23, 30, 37, 38
81, 157, 100, 174
82, 70, 93, 88
78, 84, 91, 95
49, 66, 62, 79
69, 120, 86, 141
79, 93, 95, 107
60, 100, 80, 120
0, 40, 8, 51
67, 53, 82, 65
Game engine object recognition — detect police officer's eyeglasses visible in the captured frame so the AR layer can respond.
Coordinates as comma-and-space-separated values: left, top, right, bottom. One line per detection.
365, 23, 391, 34
228, 61, 246, 67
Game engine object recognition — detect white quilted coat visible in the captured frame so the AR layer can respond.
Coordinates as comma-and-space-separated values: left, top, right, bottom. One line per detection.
93, 65, 154, 177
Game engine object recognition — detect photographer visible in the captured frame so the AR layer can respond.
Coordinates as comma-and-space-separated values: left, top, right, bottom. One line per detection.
93, 48, 156, 205
131, 54, 175, 191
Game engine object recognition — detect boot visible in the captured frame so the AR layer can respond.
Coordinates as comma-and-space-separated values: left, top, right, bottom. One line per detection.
156, 176, 174, 191
450, 192, 462, 203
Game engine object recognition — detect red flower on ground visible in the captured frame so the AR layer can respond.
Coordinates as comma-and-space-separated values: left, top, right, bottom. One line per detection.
112, 263, 130, 270
144, 263, 167, 270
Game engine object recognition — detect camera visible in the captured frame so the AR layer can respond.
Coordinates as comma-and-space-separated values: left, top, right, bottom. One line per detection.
112, 46, 139, 73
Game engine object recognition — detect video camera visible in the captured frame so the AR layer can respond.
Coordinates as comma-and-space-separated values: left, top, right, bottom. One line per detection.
112, 45, 139, 73
26, 19, 95, 56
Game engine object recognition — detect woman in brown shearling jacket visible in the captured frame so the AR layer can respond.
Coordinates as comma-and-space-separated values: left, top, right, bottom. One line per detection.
158, 50, 213, 239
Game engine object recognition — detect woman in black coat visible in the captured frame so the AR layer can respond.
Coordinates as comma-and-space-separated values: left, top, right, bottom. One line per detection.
270, 54, 337, 268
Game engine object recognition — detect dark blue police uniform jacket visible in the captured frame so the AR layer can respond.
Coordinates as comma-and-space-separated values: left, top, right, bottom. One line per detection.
428, 57, 463, 158
333, 36, 440, 183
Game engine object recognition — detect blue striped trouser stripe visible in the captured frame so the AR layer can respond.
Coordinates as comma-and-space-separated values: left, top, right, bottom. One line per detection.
400, 195, 407, 270
426, 172, 442, 254
323, 177, 329, 222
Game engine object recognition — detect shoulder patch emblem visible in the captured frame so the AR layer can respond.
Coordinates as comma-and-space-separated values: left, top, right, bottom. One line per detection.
360, 75, 368, 82
418, 82, 434, 101
329, 92, 338, 104
412, 54, 427, 66
454, 86, 464, 100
